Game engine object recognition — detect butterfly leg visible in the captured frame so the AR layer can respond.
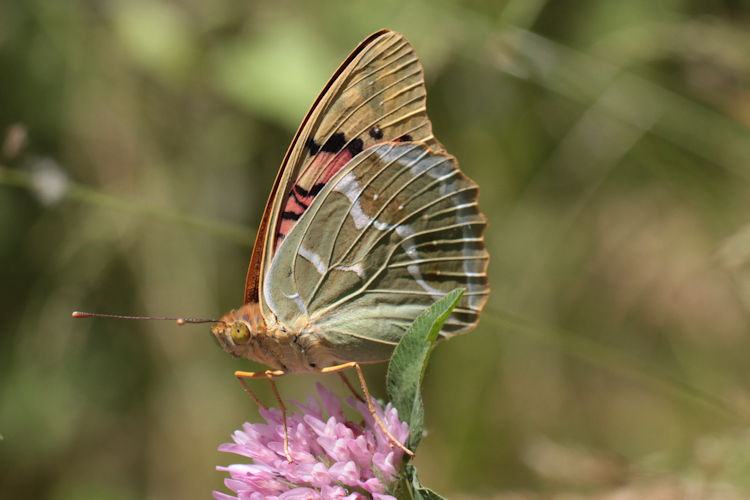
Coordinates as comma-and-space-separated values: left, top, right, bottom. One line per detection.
336, 372, 365, 402
234, 370, 293, 462
320, 362, 414, 457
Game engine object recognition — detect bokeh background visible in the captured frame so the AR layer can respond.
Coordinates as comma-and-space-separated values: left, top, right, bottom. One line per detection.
2, 1, 750, 498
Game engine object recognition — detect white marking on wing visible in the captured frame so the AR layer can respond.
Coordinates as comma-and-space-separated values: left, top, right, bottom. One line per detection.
395, 224, 418, 258
334, 172, 395, 231
334, 262, 366, 279
349, 202, 370, 229
334, 173, 370, 229
263, 273, 306, 317
395, 224, 442, 299
298, 245, 327, 276
334, 172, 363, 200
407, 264, 443, 298
285, 291, 308, 316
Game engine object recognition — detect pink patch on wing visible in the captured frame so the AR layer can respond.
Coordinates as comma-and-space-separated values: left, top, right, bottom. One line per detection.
274, 149, 356, 250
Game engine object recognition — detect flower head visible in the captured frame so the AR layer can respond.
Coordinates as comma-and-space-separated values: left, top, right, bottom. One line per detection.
214, 383, 409, 500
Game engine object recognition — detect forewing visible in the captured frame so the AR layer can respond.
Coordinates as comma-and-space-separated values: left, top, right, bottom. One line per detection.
264, 143, 489, 363
245, 30, 442, 306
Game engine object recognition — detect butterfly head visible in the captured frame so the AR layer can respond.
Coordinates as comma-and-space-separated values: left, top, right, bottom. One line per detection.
210, 302, 268, 358
211, 319, 251, 356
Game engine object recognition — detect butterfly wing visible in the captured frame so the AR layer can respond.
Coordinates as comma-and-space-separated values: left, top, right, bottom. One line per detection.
264, 143, 489, 363
245, 30, 442, 310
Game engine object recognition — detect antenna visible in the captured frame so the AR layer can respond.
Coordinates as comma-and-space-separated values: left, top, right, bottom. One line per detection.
72, 311, 224, 325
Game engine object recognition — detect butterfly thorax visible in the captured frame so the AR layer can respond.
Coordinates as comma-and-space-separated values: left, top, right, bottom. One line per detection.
211, 302, 337, 373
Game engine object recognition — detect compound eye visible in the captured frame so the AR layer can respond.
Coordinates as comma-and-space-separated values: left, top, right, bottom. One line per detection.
229, 322, 250, 345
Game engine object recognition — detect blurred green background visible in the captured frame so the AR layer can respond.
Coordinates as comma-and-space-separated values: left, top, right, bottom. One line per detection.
2, 1, 750, 498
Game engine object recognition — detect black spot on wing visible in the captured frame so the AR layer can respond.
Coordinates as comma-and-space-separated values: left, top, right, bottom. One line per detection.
321, 132, 347, 153
306, 137, 320, 155
369, 126, 383, 139
281, 210, 302, 221
294, 185, 310, 197
290, 190, 309, 209
309, 182, 326, 196
396, 134, 413, 142
346, 138, 363, 156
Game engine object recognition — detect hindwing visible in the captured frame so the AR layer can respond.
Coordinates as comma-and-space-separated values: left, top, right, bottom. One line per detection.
264, 143, 489, 363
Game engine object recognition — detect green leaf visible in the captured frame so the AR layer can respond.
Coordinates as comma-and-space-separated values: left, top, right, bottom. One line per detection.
403, 464, 448, 500
418, 487, 448, 500
386, 288, 465, 452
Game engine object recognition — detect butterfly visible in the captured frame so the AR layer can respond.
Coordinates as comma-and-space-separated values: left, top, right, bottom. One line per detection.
211, 29, 489, 377
75, 29, 488, 459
